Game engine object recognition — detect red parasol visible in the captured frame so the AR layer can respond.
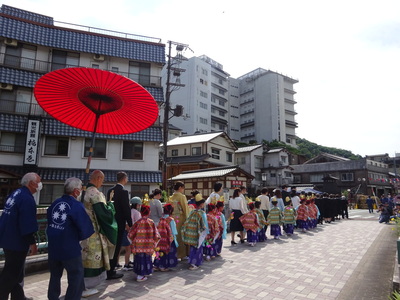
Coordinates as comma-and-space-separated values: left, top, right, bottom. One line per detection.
34, 67, 159, 192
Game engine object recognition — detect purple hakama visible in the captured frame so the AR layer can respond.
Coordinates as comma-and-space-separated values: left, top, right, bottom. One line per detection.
189, 245, 203, 267
214, 237, 223, 254
154, 241, 178, 269
257, 228, 267, 242
133, 253, 153, 276
247, 230, 258, 243
270, 224, 282, 237
283, 224, 294, 234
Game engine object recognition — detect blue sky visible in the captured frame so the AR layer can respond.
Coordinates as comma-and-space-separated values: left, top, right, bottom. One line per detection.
7, 0, 400, 157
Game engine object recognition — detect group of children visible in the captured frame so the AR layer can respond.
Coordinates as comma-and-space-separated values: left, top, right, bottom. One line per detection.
123, 189, 321, 282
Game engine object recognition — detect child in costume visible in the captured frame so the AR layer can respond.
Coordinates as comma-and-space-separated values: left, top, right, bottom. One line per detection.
239, 202, 259, 246
203, 203, 220, 261
282, 201, 296, 236
214, 201, 227, 255
309, 197, 320, 229
128, 205, 160, 282
254, 200, 268, 242
296, 198, 309, 233
268, 199, 282, 239
181, 194, 208, 270
154, 203, 178, 271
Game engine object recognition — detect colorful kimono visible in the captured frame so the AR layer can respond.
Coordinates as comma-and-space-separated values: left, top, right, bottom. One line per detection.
255, 208, 268, 242
239, 210, 259, 243
181, 209, 207, 267
267, 206, 282, 238
128, 217, 160, 276
154, 215, 178, 269
81, 184, 117, 287
169, 192, 189, 259
296, 204, 309, 230
203, 213, 220, 258
282, 205, 296, 235
214, 211, 227, 255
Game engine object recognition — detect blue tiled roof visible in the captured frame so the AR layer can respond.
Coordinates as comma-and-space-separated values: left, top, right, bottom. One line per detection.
0, 16, 165, 63
0, 5, 54, 25
0, 165, 162, 183
0, 67, 164, 102
0, 113, 163, 142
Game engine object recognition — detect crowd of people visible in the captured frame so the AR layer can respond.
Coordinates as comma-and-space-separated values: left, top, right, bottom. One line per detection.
0, 173, 362, 299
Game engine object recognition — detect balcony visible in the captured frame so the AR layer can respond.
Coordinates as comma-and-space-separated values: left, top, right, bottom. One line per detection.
0, 53, 162, 87
0, 99, 46, 117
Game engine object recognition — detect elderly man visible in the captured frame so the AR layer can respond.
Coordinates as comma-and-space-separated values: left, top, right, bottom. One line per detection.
81, 170, 118, 290
0, 172, 41, 300
47, 177, 94, 300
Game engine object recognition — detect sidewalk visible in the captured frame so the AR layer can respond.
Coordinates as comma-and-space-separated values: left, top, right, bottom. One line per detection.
22, 209, 397, 299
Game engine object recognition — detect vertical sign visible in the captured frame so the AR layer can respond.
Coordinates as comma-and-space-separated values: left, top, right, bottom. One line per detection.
24, 119, 40, 165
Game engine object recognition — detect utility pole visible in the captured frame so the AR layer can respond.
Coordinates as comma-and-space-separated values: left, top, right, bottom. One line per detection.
162, 41, 189, 192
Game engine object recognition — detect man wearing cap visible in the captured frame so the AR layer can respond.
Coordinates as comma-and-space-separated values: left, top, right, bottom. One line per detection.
106, 171, 132, 280
0, 172, 41, 300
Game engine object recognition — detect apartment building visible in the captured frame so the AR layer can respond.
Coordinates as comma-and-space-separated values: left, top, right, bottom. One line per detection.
0, 5, 165, 207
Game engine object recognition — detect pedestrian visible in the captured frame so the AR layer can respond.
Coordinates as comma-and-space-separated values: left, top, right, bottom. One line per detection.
188, 190, 199, 211
149, 189, 163, 225
366, 196, 374, 213
270, 189, 285, 212
181, 193, 208, 270
257, 188, 270, 227
268, 199, 282, 239
154, 203, 178, 272
281, 185, 291, 207
229, 188, 248, 245
296, 198, 309, 232
254, 201, 268, 242
81, 170, 118, 290
214, 201, 227, 256
169, 181, 190, 260
47, 177, 94, 300
282, 201, 296, 236
0, 172, 40, 300
203, 203, 220, 260
206, 182, 223, 205
239, 202, 259, 246
106, 171, 132, 280
128, 205, 160, 282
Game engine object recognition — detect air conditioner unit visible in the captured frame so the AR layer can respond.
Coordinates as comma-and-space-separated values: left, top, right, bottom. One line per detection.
4, 38, 17, 47
0, 83, 13, 90
93, 54, 105, 61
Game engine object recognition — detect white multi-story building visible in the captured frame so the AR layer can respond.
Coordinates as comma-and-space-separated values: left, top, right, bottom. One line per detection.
164, 55, 231, 136
164, 58, 298, 146
238, 68, 298, 146
0, 5, 165, 206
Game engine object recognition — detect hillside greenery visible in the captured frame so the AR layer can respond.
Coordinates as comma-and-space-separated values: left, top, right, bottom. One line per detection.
236, 138, 361, 160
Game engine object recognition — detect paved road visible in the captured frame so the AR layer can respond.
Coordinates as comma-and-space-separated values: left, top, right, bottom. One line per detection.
23, 209, 397, 300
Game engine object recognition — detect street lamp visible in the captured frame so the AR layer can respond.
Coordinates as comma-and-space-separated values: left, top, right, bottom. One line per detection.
162, 41, 191, 191
261, 172, 267, 187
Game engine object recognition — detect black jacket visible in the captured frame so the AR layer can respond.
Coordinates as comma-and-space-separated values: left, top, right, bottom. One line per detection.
107, 184, 132, 229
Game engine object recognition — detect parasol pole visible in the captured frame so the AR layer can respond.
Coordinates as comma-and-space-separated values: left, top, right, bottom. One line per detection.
81, 112, 100, 201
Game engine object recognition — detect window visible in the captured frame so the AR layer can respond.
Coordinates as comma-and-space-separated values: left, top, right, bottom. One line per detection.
111, 67, 119, 73
200, 117, 208, 125
284, 171, 291, 178
200, 102, 207, 109
40, 184, 64, 205
211, 148, 220, 159
4, 43, 37, 70
122, 141, 143, 159
51, 50, 79, 71
44, 136, 69, 156
200, 91, 208, 98
131, 185, 149, 198
310, 174, 324, 183
237, 157, 246, 164
226, 152, 233, 162
171, 149, 178, 156
255, 156, 263, 168
0, 132, 25, 153
280, 156, 287, 163
84, 138, 107, 158
128, 61, 150, 86
270, 173, 276, 178
91, 64, 100, 69
341, 173, 354, 182
192, 147, 201, 155
0, 87, 38, 115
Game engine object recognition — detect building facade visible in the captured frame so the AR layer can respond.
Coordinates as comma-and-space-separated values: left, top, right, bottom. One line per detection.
0, 5, 165, 207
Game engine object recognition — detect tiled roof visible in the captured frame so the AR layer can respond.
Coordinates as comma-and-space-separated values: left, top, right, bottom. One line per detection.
168, 154, 210, 164
167, 132, 224, 146
0, 165, 161, 183
0, 67, 164, 102
235, 144, 262, 153
0, 5, 54, 25
0, 113, 163, 142
0, 15, 165, 63
170, 167, 238, 180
